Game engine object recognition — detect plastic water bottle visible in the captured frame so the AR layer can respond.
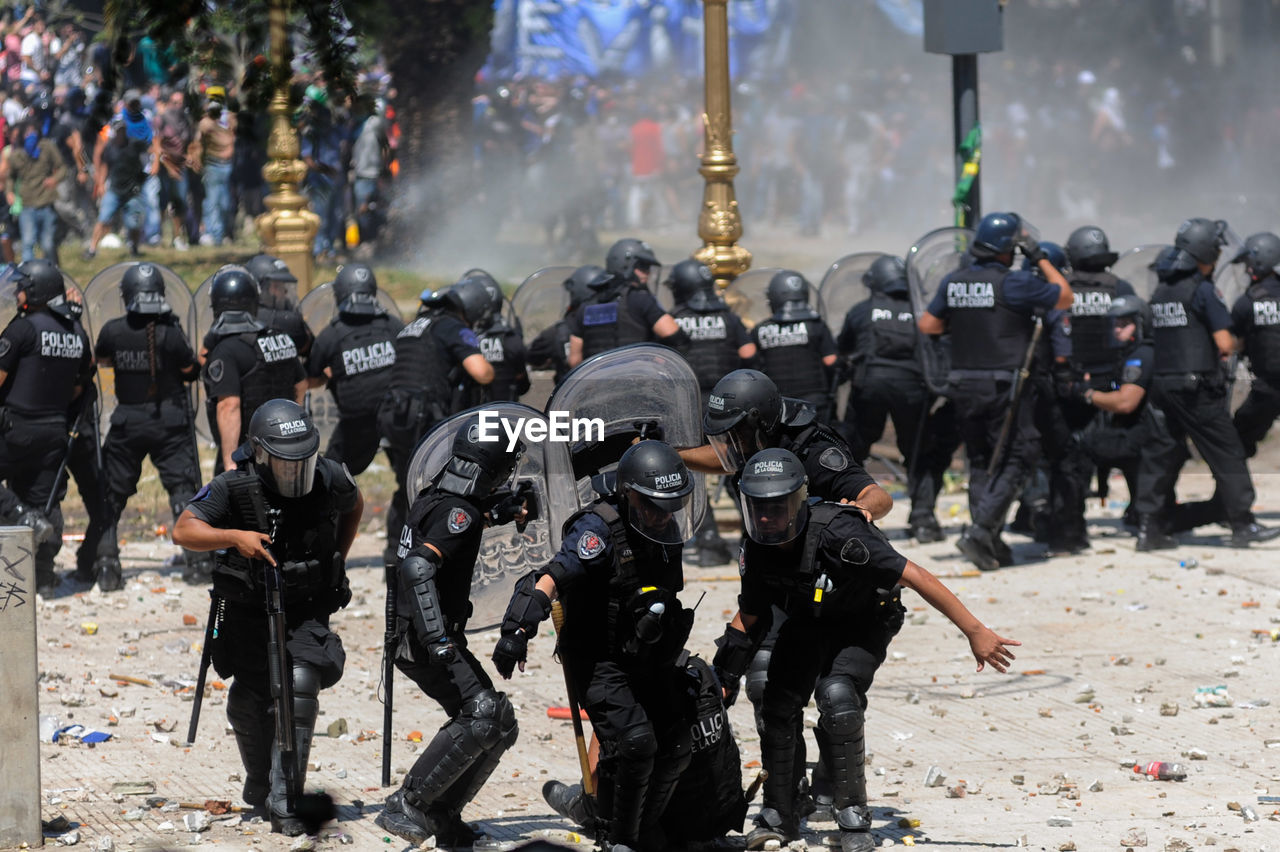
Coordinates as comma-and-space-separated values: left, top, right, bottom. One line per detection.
1133, 761, 1186, 781
1179, 558, 1198, 569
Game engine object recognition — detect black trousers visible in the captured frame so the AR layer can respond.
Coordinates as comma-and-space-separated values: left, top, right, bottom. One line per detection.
0, 412, 69, 572
1031, 383, 1092, 545
1233, 373, 1280, 458
68, 423, 111, 574
1151, 374, 1256, 526
325, 412, 383, 476
1082, 404, 1183, 519
952, 375, 1040, 533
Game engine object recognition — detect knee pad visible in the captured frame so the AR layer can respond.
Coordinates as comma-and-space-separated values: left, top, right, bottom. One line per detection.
292, 664, 321, 725
815, 676, 864, 738
227, 681, 270, 732
616, 722, 658, 763
461, 689, 515, 751
745, 647, 771, 708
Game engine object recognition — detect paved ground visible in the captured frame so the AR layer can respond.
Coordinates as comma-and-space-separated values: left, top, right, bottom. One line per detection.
27, 468, 1280, 851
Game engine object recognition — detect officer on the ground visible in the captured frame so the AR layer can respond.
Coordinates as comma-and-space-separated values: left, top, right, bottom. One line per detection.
1228, 232, 1280, 457
1148, 218, 1278, 547
526, 265, 601, 386
306, 263, 403, 474
245, 254, 315, 358
375, 414, 528, 847
493, 441, 700, 852
712, 448, 1018, 852
567, 238, 688, 366
752, 270, 837, 422
376, 278, 493, 565
836, 255, 948, 541
172, 400, 362, 836
0, 259, 94, 592
918, 212, 1073, 571
1073, 294, 1182, 550
667, 258, 754, 566
203, 265, 307, 475
472, 270, 530, 403
91, 263, 208, 588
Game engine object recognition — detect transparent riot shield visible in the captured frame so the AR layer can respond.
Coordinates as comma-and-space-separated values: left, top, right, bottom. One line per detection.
0, 264, 85, 329
1214, 227, 1250, 309
190, 273, 218, 442
298, 282, 404, 448
83, 262, 196, 436
404, 402, 580, 632
546, 343, 707, 528
817, 252, 882, 337
1110, 245, 1167, 300
906, 227, 974, 396
510, 265, 577, 340
725, 267, 825, 329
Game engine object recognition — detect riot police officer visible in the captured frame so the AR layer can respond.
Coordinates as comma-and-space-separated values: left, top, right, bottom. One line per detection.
91, 263, 207, 588
493, 441, 699, 852
375, 414, 528, 847
246, 254, 315, 357
713, 449, 1018, 852
202, 265, 307, 474
836, 255, 948, 541
472, 270, 530, 403
306, 263, 403, 474
1149, 218, 1278, 547
526, 265, 601, 385
1073, 295, 1182, 550
376, 278, 493, 565
752, 270, 837, 422
918, 212, 1073, 570
667, 258, 754, 565
0, 259, 94, 592
173, 400, 362, 835
567, 238, 687, 366
1228, 232, 1280, 457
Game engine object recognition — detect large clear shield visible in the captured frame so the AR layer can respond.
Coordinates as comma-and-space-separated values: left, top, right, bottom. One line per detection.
190, 273, 218, 442
83, 262, 196, 436
906, 227, 974, 396
725, 267, 825, 329
405, 402, 580, 632
547, 343, 707, 526
298, 282, 404, 448
510, 265, 577, 340
0, 264, 86, 329
1214, 227, 1250, 309
818, 252, 882, 337
1110, 245, 1166, 300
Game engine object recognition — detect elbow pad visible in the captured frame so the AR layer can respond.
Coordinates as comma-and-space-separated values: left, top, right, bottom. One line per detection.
398, 552, 448, 643
500, 571, 552, 636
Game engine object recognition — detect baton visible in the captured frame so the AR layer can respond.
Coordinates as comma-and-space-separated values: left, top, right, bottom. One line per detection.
550, 600, 594, 797
986, 317, 1043, 479
381, 563, 397, 787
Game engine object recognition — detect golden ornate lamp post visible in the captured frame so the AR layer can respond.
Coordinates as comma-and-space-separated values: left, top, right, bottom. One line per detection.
255, 0, 320, 294
693, 0, 751, 287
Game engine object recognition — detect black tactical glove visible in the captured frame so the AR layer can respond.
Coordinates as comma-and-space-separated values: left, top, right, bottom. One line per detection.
711, 623, 755, 706
491, 630, 528, 679
712, 665, 742, 707
1019, 235, 1047, 265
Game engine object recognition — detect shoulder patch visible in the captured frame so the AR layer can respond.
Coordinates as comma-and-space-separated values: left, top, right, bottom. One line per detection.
840, 537, 870, 565
207, 358, 224, 383
578, 530, 606, 560
460, 329, 481, 348
0, 338, 10, 358
190, 484, 211, 503
447, 507, 472, 533
1121, 362, 1142, 384
818, 447, 849, 471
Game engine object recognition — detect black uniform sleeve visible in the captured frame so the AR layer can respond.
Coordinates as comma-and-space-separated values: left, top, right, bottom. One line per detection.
415, 498, 483, 564
794, 432, 878, 500
94, 320, 118, 363
183, 475, 234, 526
1230, 294, 1253, 337
0, 318, 36, 373
822, 513, 907, 590
526, 325, 560, 369
737, 542, 773, 617
307, 327, 339, 378
433, 315, 484, 363
1191, 280, 1232, 333
627, 288, 668, 331
565, 305, 585, 338
320, 458, 359, 514
204, 338, 252, 400
74, 323, 94, 387
1115, 278, 1137, 298
837, 303, 871, 355
726, 313, 751, 350
164, 321, 198, 374
814, 322, 837, 358
1119, 344, 1156, 391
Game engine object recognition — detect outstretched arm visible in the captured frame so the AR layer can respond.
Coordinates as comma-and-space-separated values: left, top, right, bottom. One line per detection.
898, 561, 1020, 672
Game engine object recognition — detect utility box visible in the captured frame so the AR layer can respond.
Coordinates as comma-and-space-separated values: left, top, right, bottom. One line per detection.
924, 0, 1004, 55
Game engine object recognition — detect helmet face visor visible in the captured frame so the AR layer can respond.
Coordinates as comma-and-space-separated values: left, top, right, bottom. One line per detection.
708, 421, 766, 473
625, 488, 695, 545
740, 490, 808, 545
256, 447, 318, 498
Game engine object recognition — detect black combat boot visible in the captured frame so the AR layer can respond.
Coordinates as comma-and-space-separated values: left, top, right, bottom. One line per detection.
745, 807, 799, 850
1230, 522, 1280, 548
1136, 516, 1175, 551
956, 525, 1000, 571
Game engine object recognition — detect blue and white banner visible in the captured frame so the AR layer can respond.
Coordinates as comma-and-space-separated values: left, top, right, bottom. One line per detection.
488, 0, 795, 80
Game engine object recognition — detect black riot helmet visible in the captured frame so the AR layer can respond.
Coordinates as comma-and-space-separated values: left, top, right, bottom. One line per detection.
703, 369, 785, 472
615, 440, 696, 545
1174, 217, 1228, 265
14, 259, 73, 318
862, 255, 909, 296
564, 265, 604, 311
605, 238, 659, 284
664, 259, 715, 304
1065, 225, 1119, 272
1021, 241, 1066, 274
1231, 232, 1280, 281
210, 264, 261, 317
436, 413, 525, 499
1150, 245, 1198, 283
333, 263, 382, 316
766, 269, 818, 320
245, 254, 298, 310
1107, 293, 1150, 345
972, 211, 1021, 258
738, 448, 810, 545
464, 270, 504, 331
424, 276, 492, 327
121, 262, 169, 315
249, 399, 321, 499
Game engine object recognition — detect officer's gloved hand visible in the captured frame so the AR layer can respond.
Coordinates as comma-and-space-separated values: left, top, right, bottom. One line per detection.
1053, 363, 1085, 402
1018, 234, 1047, 264
491, 629, 528, 679
713, 666, 742, 707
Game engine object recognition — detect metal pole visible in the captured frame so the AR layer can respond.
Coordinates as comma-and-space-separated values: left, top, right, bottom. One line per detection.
952, 54, 980, 228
